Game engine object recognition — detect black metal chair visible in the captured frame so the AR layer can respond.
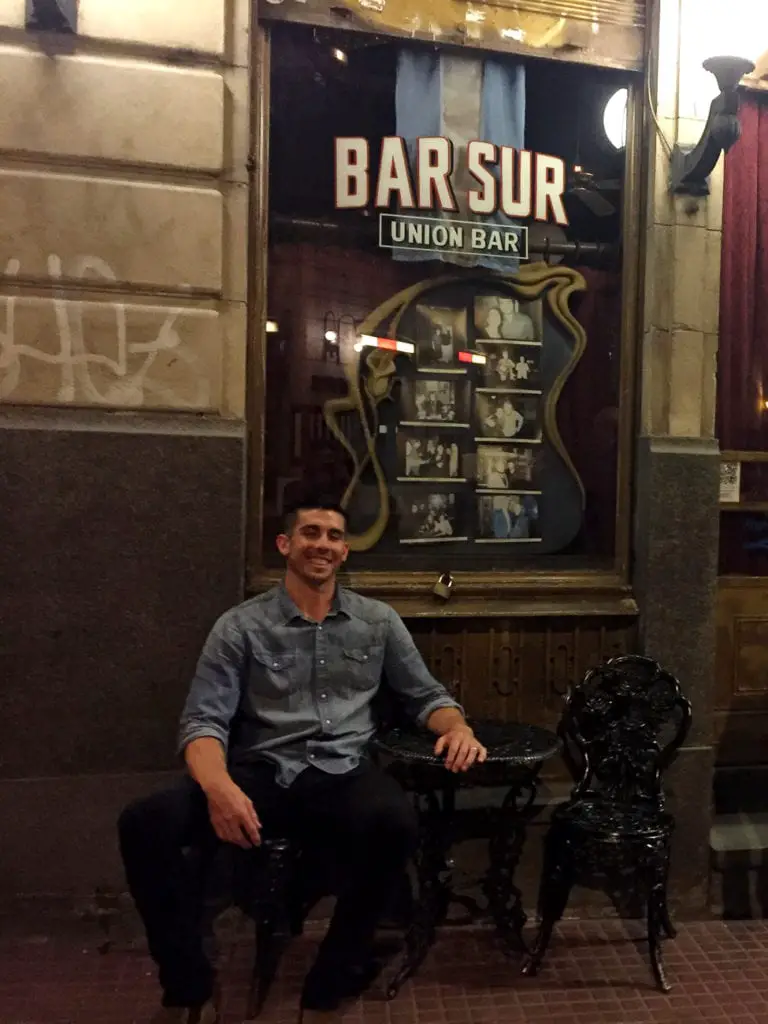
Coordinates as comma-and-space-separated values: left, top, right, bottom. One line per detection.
521, 655, 692, 991
197, 836, 328, 1020
234, 839, 324, 1019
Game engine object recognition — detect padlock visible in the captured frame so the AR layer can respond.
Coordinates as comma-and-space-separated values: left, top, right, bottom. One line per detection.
433, 572, 454, 601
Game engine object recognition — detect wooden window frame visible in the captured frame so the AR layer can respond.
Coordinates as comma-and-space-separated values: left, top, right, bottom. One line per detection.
244, 24, 645, 618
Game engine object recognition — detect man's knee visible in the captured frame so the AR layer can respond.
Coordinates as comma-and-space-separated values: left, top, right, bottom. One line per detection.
118, 792, 164, 852
117, 782, 199, 853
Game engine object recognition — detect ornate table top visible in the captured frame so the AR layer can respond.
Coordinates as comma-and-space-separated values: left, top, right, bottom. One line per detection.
374, 719, 561, 767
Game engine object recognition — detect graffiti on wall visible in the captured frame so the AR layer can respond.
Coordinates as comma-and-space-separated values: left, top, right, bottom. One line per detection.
0, 255, 214, 409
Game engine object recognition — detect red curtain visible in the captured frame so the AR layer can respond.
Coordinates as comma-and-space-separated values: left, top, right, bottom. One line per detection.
718, 93, 768, 450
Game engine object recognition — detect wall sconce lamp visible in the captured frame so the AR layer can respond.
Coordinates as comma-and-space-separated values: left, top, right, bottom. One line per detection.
322, 312, 341, 364
25, 0, 78, 32
669, 55, 755, 196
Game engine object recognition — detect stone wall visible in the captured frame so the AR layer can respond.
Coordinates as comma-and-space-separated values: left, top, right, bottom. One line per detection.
0, 0, 249, 414
634, 0, 731, 915
0, 0, 250, 898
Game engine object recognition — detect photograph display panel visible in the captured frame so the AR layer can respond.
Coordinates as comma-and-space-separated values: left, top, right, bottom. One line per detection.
391, 290, 552, 551
475, 392, 542, 442
400, 378, 471, 427
396, 491, 468, 545
477, 342, 542, 391
397, 429, 466, 482
476, 494, 541, 543
477, 444, 539, 492
414, 305, 469, 372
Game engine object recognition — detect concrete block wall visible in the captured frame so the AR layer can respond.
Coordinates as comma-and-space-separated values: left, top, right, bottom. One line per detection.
641, 0, 726, 442
0, 1, 251, 899
0, 0, 249, 415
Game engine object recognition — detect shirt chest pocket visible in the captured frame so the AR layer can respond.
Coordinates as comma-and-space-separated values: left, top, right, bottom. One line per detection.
341, 644, 384, 691
250, 649, 299, 702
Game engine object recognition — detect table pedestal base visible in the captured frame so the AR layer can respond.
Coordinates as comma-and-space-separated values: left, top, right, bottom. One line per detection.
386, 790, 453, 998
483, 769, 540, 957
386, 767, 542, 998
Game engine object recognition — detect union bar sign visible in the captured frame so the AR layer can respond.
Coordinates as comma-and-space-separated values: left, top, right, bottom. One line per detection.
379, 213, 528, 261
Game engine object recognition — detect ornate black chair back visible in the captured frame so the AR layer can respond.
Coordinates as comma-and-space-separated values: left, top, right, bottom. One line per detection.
521, 654, 693, 993
559, 654, 692, 811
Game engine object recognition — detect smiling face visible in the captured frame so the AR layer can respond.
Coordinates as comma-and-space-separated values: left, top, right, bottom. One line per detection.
276, 507, 349, 588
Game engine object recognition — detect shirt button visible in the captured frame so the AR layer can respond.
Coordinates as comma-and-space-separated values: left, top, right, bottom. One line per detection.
317, 625, 323, 631
319, 659, 325, 666
309, 753, 315, 760
325, 719, 331, 725
320, 693, 327, 700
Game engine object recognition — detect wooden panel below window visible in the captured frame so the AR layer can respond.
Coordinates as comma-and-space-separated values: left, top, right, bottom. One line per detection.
405, 614, 636, 779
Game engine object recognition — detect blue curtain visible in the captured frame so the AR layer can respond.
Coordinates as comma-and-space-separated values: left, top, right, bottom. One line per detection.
481, 60, 526, 265
394, 51, 526, 272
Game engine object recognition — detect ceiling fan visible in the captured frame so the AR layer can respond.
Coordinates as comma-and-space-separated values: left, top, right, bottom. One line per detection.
566, 167, 622, 218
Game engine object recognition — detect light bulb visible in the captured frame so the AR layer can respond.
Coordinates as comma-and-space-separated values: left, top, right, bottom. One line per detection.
603, 88, 628, 151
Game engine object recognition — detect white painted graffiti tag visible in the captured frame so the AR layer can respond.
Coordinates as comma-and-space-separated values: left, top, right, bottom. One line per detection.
0, 255, 211, 409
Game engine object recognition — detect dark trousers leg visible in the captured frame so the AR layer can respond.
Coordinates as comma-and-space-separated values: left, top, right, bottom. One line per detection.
289, 763, 419, 967
119, 763, 416, 1005
118, 764, 289, 1008
118, 777, 217, 1008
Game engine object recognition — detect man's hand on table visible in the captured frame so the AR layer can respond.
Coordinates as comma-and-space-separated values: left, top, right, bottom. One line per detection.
205, 777, 262, 848
434, 725, 488, 773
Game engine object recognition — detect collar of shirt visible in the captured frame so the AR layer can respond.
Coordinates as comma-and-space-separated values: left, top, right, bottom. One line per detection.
276, 582, 351, 625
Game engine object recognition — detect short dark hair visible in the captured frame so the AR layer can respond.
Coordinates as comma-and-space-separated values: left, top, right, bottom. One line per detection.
282, 497, 348, 535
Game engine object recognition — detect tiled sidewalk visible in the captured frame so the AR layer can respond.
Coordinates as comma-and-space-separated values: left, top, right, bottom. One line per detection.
1, 918, 767, 1024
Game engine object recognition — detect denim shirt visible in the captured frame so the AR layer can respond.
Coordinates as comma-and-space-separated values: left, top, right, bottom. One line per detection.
178, 584, 462, 787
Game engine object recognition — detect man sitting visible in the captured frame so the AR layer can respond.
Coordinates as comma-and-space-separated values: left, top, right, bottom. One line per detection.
118, 498, 487, 1024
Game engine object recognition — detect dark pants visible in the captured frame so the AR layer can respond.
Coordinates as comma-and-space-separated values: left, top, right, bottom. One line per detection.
118, 760, 418, 1008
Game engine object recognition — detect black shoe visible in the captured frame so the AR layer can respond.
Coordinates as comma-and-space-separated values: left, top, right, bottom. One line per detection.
300, 957, 382, 1012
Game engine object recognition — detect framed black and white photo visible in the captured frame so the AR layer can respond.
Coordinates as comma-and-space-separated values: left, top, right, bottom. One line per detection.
414, 304, 468, 371
397, 429, 465, 482
400, 377, 471, 426
475, 392, 541, 442
477, 341, 542, 391
397, 491, 467, 545
474, 294, 537, 342
475, 494, 541, 543
477, 444, 538, 491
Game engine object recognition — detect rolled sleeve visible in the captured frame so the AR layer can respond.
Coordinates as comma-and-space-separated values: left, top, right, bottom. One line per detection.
383, 608, 464, 727
177, 613, 246, 756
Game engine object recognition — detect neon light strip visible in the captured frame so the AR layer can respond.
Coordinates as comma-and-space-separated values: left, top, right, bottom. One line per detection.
457, 350, 487, 365
353, 335, 415, 354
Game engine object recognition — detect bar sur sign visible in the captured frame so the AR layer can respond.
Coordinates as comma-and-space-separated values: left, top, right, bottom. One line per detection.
336, 136, 569, 226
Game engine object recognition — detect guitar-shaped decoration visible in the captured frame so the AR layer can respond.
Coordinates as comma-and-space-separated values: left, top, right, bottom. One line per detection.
323, 262, 587, 558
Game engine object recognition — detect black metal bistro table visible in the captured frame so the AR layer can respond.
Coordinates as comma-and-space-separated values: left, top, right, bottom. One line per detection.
373, 720, 561, 998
